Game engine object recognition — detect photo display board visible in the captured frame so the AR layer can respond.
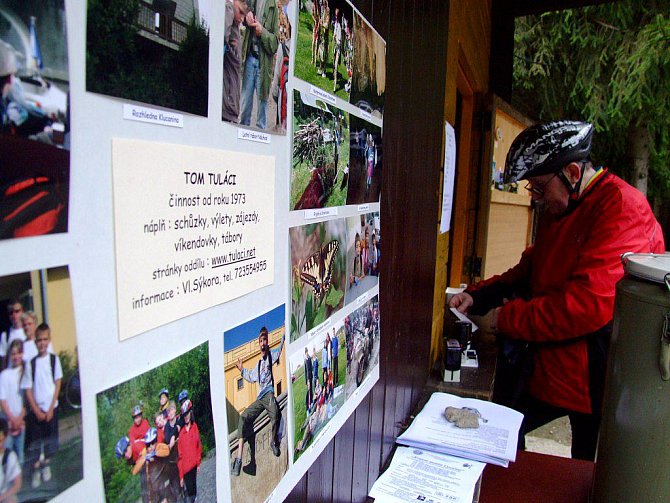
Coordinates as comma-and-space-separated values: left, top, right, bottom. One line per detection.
0, 0, 384, 501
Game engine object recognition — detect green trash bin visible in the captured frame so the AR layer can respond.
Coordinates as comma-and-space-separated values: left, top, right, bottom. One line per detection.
592, 253, 670, 503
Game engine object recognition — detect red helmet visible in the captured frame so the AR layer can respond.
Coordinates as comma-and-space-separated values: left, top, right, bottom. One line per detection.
181, 399, 193, 415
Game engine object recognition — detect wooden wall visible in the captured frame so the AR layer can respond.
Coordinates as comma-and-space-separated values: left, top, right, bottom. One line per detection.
287, 1, 492, 501
433, 1, 492, 365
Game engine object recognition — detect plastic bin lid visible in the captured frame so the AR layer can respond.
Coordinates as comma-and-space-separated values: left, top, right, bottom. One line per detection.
622, 252, 670, 284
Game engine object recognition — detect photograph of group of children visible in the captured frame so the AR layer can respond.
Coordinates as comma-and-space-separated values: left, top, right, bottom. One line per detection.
97, 343, 215, 503
294, 0, 385, 118
291, 90, 350, 210
1, 0, 70, 241
344, 212, 380, 305
223, 305, 288, 503
289, 322, 345, 460
222, 0, 294, 134
0, 266, 82, 502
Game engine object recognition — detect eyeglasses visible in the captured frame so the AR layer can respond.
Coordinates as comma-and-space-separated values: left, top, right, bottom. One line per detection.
524, 173, 558, 196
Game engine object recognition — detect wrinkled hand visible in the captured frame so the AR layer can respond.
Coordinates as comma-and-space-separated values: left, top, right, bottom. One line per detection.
449, 292, 473, 313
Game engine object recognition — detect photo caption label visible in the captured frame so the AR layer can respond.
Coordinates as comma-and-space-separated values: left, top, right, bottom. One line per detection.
123, 104, 183, 128
304, 208, 338, 220
237, 128, 272, 144
309, 85, 337, 105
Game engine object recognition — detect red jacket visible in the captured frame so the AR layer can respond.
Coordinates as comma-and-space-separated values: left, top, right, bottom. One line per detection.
469, 171, 664, 413
178, 422, 202, 479
128, 419, 150, 443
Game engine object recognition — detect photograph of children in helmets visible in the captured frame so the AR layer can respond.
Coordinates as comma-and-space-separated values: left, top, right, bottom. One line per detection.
97, 342, 215, 503
1, 1, 71, 241
344, 294, 379, 396
294, 0, 353, 101
290, 320, 345, 461
350, 10, 385, 119
222, 0, 294, 134
346, 115, 382, 204
223, 305, 288, 502
291, 90, 350, 210
344, 212, 379, 306
0, 266, 82, 502
289, 219, 347, 342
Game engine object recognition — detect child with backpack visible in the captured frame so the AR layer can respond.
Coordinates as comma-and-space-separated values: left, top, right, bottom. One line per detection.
21, 323, 61, 489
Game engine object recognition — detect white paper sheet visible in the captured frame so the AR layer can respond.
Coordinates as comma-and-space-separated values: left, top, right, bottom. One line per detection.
439, 122, 457, 234
369, 446, 485, 503
449, 307, 479, 332
396, 392, 524, 467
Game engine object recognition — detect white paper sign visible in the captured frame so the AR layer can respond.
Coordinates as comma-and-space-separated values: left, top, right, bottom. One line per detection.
112, 138, 275, 340
309, 85, 337, 105
304, 207, 338, 219
123, 104, 183, 128
440, 122, 457, 233
237, 127, 272, 144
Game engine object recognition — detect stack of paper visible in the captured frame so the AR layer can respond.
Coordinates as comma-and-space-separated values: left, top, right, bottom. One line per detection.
396, 392, 524, 467
368, 446, 485, 503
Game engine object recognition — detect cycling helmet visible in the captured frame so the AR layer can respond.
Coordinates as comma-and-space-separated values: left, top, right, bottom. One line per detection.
144, 427, 158, 444
181, 399, 193, 415
158, 388, 169, 398
131, 404, 143, 417
115, 436, 130, 458
504, 121, 593, 183
178, 389, 189, 402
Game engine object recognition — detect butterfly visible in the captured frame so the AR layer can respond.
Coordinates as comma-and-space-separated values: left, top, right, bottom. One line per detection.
300, 240, 340, 303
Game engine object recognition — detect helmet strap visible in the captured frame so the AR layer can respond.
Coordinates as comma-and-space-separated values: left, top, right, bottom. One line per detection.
557, 161, 587, 199
559, 161, 587, 214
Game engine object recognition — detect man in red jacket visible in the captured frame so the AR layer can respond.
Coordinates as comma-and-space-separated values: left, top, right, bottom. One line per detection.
450, 120, 665, 460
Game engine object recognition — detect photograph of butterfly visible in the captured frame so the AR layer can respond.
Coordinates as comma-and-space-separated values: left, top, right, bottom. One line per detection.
290, 219, 347, 342
300, 240, 340, 303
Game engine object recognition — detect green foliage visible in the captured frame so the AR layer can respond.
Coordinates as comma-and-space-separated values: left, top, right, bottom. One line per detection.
86, 0, 209, 116
169, 16, 210, 116
97, 343, 213, 502
513, 2, 670, 199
